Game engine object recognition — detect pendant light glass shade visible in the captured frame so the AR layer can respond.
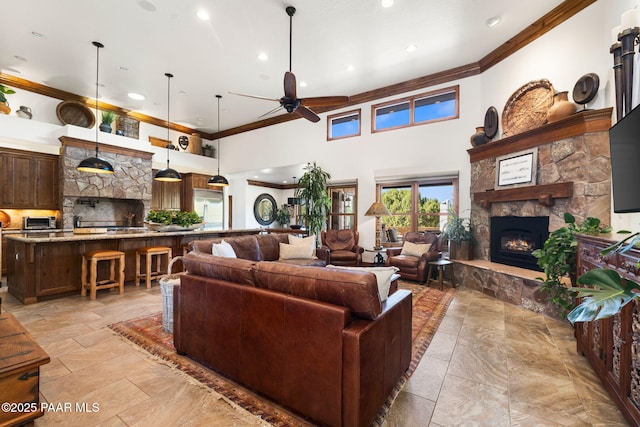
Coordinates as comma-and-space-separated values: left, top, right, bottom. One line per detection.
77, 41, 114, 174
154, 72, 182, 182
208, 94, 229, 186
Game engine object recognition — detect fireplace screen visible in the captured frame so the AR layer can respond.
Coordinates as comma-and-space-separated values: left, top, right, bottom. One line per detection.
490, 216, 549, 271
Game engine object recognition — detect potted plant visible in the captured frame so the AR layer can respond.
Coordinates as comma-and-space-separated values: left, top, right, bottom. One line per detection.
0, 84, 16, 115
100, 110, 117, 133
531, 213, 611, 318
441, 210, 473, 260
295, 161, 331, 244
145, 210, 203, 231
274, 205, 290, 228
202, 144, 215, 158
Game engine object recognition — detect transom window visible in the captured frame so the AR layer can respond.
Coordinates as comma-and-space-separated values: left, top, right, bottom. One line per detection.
327, 109, 361, 141
372, 86, 459, 133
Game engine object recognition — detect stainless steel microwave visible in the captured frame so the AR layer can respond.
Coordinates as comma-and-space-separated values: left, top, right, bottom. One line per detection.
24, 216, 56, 229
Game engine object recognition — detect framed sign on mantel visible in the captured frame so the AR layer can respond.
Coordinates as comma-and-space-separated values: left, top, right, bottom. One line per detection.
495, 148, 538, 188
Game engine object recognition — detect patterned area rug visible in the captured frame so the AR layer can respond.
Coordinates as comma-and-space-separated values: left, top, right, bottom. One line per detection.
108, 281, 456, 426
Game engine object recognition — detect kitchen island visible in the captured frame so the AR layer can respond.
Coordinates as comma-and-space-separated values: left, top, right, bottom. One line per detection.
6, 228, 261, 304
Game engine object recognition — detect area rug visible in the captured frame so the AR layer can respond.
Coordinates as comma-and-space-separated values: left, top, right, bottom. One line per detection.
108, 281, 455, 426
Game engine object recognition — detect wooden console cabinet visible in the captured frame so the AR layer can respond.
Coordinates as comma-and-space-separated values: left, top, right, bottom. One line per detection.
576, 233, 640, 425
0, 313, 50, 426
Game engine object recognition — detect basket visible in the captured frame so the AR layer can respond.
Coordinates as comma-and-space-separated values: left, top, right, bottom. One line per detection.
160, 256, 185, 333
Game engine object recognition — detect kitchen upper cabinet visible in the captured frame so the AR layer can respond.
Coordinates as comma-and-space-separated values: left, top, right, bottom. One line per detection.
182, 173, 223, 212
151, 172, 181, 211
0, 148, 59, 209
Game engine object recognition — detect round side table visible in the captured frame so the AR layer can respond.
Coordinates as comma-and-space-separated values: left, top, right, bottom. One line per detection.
427, 259, 455, 290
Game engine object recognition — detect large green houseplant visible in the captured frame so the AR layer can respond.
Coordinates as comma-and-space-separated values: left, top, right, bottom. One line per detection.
441, 210, 473, 260
295, 162, 331, 244
531, 213, 611, 318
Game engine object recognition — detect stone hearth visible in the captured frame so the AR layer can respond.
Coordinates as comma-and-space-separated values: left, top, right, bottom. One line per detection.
59, 136, 154, 229
463, 108, 612, 317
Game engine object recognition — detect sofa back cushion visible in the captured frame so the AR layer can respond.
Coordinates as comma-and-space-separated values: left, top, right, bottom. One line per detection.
255, 233, 289, 261
321, 229, 358, 251
182, 252, 257, 286
253, 261, 382, 319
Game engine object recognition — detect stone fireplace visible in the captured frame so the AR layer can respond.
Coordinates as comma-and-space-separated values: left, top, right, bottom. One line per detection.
456, 108, 613, 317
59, 136, 154, 229
489, 216, 548, 271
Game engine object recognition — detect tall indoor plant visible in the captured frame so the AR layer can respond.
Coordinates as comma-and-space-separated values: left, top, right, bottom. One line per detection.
295, 161, 331, 244
531, 213, 611, 318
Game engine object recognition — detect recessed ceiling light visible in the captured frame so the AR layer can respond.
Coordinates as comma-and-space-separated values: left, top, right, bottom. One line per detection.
197, 9, 210, 21
346, 65, 355, 72
138, 0, 156, 12
381, 0, 393, 8
128, 92, 145, 100
257, 52, 268, 61
406, 44, 417, 52
299, 81, 307, 88
486, 16, 501, 27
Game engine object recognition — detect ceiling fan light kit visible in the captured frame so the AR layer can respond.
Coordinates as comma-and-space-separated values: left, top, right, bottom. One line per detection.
77, 41, 115, 175
154, 72, 182, 182
232, 5, 349, 123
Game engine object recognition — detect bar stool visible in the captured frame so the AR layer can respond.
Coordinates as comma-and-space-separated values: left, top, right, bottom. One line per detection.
136, 246, 172, 288
81, 250, 125, 300
427, 259, 455, 290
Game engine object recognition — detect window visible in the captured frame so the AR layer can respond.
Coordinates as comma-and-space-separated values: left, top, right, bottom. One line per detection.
327, 109, 361, 140
327, 185, 357, 230
378, 178, 458, 241
372, 86, 459, 133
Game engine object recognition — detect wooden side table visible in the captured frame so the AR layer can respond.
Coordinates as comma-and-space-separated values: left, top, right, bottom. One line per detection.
427, 259, 455, 290
0, 313, 50, 426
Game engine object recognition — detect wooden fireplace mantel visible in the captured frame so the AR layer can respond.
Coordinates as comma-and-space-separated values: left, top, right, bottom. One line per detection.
473, 182, 573, 208
467, 107, 613, 163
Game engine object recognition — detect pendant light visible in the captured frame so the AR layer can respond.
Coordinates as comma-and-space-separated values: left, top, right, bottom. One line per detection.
154, 73, 182, 182
208, 94, 229, 186
77, 41, 114, 174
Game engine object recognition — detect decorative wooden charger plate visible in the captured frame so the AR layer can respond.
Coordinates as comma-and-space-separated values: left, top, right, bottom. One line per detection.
56, 100, 95, 128
501, 79, 554, 137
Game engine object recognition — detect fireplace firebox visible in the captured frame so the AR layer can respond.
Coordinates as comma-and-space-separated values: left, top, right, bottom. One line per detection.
490, 216, 549, 271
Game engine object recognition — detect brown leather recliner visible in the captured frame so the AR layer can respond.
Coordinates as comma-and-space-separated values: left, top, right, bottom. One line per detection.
385, 231, 440, 283
320, 229, 364, 266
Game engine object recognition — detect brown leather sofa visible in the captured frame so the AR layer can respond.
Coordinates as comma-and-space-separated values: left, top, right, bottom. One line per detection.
173, 251, 412, 427
189, 232, 327, 266
385, 231, 441, 283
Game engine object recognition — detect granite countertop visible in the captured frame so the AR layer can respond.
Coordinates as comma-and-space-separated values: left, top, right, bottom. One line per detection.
4, 228, 261, 243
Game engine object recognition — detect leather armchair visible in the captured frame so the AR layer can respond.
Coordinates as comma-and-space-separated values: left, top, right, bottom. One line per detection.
386, 231, 440, 283
320, 229, 364, 266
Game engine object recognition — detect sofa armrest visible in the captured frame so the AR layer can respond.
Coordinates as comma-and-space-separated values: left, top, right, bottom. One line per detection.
315, 247, 330, 264
352, 244, 364, 255
386, 247, 402, 257
420, 250, 441, 263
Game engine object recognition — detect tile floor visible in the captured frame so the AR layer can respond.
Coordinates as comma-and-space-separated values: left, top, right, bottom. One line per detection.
0, 283, 628, 426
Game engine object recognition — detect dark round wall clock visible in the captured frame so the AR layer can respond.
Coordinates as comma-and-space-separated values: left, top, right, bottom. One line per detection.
484, 106, 499, 139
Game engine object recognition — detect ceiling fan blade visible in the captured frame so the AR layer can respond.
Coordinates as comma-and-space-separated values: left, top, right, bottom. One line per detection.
259, 105, 284, 118
300, 96, 350, 108
284, 71, 297, 99
229, 91, 279, 102
296, 105, 321, 123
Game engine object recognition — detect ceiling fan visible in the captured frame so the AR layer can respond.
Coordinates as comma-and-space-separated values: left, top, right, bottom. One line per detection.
231, 6, 350, 123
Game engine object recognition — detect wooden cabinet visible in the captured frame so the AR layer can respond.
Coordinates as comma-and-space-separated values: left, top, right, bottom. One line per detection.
151, 173, 181, 211
182, 173, 223, 212
576, 234, 640, 426
0, 148, 59, 209
0, 313, 50, 427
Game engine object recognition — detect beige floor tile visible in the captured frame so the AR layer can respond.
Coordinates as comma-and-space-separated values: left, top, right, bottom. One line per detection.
383, 391, 435, 426
404, 355, 448, 401
423, 330, 458, 362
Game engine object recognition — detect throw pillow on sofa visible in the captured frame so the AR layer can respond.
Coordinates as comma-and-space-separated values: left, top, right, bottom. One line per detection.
279, 242, 316, 259
212, 240, 237, 258
400, 240, 432, 257
289, 233, 316, 249
327, 265, 399, 302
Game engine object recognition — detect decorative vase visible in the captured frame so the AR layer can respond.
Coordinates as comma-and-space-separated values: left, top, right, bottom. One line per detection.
546, 91, 576, 123
189, 133, 202, 155
0, 101, 11, 115
470, 126, 488, 147
99, 123, 112, 133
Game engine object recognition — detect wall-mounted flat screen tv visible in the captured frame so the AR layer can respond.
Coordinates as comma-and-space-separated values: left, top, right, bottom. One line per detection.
610, 105, 640, 213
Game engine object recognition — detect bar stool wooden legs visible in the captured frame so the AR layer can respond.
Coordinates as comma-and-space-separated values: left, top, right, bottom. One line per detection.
81, 250, 125, 300
136, 246, 172, 289
427, 259, 455, 290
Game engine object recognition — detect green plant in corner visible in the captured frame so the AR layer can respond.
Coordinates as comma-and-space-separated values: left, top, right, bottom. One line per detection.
441, 209, 474, 260
532, 213, 611, 318
295, 161, 331, 245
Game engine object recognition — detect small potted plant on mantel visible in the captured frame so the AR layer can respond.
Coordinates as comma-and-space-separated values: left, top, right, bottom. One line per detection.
100, 110, 117, 133
0, 84, 16, 115
201, 144, 215, 158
